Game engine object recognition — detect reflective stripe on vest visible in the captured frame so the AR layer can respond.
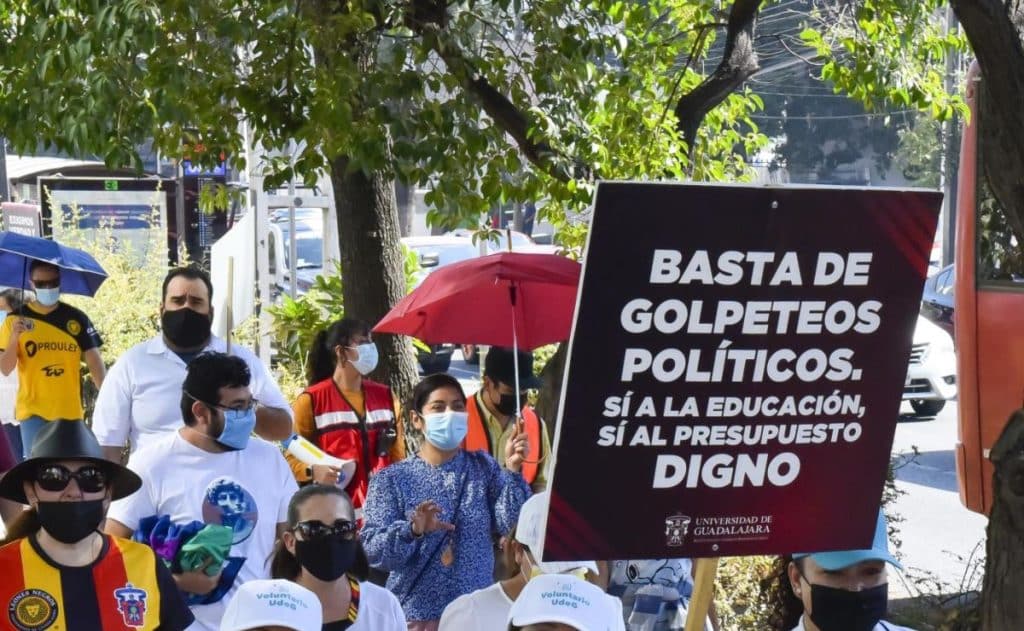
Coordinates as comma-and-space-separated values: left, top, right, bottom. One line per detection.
313, 408, 394, 430
464, 394, 542, 484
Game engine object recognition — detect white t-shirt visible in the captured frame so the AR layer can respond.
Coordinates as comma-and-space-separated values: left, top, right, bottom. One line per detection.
0, 367, 17, 424
439, 582, 514, 631
92, 334, 292, 453
108, 432, 299, 631
348, 581, 407, 631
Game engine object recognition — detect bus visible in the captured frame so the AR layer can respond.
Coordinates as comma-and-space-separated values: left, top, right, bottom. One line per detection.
954, 62, 1024, 514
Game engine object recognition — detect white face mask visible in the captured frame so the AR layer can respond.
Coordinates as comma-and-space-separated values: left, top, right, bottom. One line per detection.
348, 342, 379, 376
35, 287, 60, 307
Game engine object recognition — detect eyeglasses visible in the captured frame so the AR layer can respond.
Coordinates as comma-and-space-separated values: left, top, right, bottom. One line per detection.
293, 519, 357, 541
35, 464, 109, 493
209, 398, 259, 413
186, 392, 259, 413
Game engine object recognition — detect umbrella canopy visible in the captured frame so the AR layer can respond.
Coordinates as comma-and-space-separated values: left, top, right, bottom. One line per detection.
0, 231, 108, 296
374, 251, 581, 350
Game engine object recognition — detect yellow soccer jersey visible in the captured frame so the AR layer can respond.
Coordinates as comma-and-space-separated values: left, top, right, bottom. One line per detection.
0, 303, 102, 420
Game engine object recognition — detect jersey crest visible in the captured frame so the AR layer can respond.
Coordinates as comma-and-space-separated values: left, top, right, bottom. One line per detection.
113, 583, 148, 628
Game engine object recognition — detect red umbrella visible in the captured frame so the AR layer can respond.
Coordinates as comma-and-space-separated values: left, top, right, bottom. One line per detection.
374, 251, 581, 351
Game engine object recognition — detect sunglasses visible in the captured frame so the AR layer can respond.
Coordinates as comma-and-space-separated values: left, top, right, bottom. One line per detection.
293, 519, 357, 541
34, 464, 109, 493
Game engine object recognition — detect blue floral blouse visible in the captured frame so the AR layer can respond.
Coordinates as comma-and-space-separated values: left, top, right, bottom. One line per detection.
360, 449, 530, 621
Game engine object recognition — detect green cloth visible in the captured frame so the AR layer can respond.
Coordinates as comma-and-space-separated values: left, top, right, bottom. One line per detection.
178, 525, 233, 576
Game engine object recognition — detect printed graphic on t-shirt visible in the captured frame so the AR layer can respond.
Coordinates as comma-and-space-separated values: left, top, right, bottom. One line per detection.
113, 583, 149, 628
202, 477, 259, 544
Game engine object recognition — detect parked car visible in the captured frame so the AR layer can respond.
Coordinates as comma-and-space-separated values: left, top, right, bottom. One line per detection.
445, 228, 559, 254
268, 216, 324, 297
903, 315, 957, 416
920, 263, 954, 337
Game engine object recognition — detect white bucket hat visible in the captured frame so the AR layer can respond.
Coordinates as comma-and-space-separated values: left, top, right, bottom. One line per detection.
220, 580, 322, 631
508, 574, 614, 631
515, 491, 599, 575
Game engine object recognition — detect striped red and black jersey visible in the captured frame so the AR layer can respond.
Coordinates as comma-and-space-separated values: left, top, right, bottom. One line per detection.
0, 534, 193, 631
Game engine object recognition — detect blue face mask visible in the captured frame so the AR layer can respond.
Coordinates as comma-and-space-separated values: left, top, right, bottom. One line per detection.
422, 411, 469, 451
217, 407, 257, 451
0, 311, 8, 327
35, 287, 60, 307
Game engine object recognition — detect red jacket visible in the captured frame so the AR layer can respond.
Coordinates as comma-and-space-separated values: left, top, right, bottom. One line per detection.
305, 378, 397, 510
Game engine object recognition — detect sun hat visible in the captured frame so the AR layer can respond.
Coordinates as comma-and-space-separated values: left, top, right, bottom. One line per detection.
793, 511, 903, 571
515, 492, 599, 575
0, 420, 141, 503
507, 573, 613, 631
220, 579, 322, 631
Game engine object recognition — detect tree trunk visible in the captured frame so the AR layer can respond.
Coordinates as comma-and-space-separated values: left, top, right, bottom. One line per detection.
535, 344, 567, 441
982, 410, 1024, 630
394, 180, 414, 237
329, 149, 419, 425
951, 0, 1024, 244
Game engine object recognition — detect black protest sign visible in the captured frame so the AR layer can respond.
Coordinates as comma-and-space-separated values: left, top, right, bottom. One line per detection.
543, 182, 941, 559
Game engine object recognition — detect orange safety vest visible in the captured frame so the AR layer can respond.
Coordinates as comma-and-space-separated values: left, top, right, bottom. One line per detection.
464, 394, 543, 484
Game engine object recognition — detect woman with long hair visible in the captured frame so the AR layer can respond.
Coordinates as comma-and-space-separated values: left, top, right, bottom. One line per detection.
360, 373, 530, 631
272, 484, 406, 630
285, 317, 404, 515
764, 513, 915, 631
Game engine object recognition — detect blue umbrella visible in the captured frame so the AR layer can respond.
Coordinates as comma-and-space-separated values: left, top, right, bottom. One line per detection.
0, 231, 108, 296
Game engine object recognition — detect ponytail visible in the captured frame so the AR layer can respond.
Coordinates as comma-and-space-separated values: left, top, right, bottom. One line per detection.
305, 329, 334, 386
304, 318, 372, 386
1, 508, 40, 545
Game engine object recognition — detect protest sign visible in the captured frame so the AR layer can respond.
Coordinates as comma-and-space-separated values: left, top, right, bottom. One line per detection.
543, 182, 941, 560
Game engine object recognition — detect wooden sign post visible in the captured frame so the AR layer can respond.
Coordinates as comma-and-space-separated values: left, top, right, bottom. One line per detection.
684, 557, 719, 631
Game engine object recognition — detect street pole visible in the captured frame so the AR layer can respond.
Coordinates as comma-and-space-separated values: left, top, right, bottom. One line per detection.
175, 160, 186, 263
0, 136, 9, 202
940, 4, 960, 267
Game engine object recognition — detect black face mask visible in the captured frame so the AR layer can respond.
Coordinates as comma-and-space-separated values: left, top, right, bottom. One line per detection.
36, 499, 106, 544
294, 536, 359, 582
161, 308, 212, 349
493, 389, 526, 417
807, 582, 888, 631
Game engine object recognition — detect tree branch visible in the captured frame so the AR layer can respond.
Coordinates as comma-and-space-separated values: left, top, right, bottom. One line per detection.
406, 0, 584, 182
951, 0, 1024, 241
673, 0, 763, 148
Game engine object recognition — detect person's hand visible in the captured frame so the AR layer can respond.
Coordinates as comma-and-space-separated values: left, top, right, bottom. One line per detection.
311, 464, 342, 485
173, 562, 223, 596
409, 500, 455, 536
505, 418, 529, 473
9, 318, 29, 339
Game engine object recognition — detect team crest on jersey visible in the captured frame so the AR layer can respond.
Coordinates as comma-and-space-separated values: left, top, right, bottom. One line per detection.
113, 583, 148, 628
66, 320, 81, 336
8, 588, 58, 630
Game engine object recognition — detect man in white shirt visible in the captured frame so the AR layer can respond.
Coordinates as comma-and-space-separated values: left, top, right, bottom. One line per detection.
93, 267, 292, 462
106, 352, 299, 631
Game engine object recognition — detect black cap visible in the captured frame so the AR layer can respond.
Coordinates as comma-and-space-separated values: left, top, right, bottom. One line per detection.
484, 347, 542, 389
0, 420, 142, 504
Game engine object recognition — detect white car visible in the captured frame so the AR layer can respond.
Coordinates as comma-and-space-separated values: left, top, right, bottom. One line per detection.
903, 315, 957, 416
445, 228, 559, 254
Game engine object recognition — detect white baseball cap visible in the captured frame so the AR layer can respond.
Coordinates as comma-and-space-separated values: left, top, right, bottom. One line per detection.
515, 492, 599, 576
507, 574, 613, 631
220, 580, 323, 631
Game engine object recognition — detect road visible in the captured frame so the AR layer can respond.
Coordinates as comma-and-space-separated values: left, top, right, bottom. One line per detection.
888, 400, 988, 599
